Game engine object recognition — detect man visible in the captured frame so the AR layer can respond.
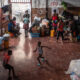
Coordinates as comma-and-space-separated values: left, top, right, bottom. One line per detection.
52, 10, 58, 35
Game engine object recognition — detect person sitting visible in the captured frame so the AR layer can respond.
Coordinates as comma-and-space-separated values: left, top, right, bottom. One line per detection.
8, 20, 19, 37
8, 20, 14, 33
12, 17, 16, 26
12, 17, 20, 35
29, 15, 41, 32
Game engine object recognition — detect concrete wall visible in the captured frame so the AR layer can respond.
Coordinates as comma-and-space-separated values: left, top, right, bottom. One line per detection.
31, 0, 62, 21
31, 0, 80, 21
32, 0, 62, 8
32, 0, 46, 8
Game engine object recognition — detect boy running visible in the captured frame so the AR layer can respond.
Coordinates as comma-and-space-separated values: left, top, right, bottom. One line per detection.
34, 41, 51, 66
3, 50, 16, 79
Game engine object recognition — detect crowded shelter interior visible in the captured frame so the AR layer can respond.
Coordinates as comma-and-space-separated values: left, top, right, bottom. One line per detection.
0, 0, 80, 80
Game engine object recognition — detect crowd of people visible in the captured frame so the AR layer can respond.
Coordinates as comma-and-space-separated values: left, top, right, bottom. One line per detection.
51, 9, 79, 42
7, 9, 80, 42
29, 9, 80, 42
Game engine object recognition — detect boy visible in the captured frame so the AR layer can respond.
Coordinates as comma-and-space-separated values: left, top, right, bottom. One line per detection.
3, 50, 16, 79
34, 41, 51, 66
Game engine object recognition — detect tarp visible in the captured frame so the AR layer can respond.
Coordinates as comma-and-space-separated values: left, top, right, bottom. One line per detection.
66, 59, 80, 76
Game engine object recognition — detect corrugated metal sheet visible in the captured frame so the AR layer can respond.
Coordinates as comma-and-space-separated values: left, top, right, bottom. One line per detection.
63, 0, 80, 7
11, 0, 30, 3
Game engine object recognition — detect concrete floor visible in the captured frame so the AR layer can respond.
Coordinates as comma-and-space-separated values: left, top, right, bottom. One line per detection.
0, 29, 80, 80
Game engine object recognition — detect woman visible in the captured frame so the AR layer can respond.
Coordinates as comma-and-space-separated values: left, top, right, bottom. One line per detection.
23, 15, 29, 37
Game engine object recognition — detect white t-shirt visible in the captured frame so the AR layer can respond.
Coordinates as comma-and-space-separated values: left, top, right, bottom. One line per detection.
37, 46, 43, 54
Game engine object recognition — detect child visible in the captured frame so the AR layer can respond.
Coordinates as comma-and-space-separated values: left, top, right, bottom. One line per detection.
3, 50, 16, 79
33, 41, 51, 66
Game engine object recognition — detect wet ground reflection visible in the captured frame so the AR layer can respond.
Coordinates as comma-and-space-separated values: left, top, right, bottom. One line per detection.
13, 29, 26, 62
13, 27, 33, 63
27, 42, 33, 59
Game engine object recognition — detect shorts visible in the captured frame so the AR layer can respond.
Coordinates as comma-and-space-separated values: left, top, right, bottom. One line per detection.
3, 64, 13, 70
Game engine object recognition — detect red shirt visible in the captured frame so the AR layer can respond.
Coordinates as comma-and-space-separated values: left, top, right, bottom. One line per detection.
52, 23, 57, 27
52, 15, 58, 27
4, 54, 10, 64
57, 22, 64, 32
52, 16, 58, 21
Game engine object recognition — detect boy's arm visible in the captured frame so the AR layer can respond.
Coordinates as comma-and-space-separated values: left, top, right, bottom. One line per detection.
33, 47, 37, 52
42, 46, 51, 49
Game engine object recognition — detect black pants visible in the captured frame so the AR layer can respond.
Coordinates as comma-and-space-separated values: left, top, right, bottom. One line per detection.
3, 64, 15, 77
54, 27, 57, 32
57, 31, 64, 40
37, 54, 44, 64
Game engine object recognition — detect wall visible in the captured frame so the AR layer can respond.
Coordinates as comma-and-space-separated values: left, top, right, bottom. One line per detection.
32, 0, 46, 8
32, 0, 80, 21
31, 0, 62, 21
32, 0, 47, 21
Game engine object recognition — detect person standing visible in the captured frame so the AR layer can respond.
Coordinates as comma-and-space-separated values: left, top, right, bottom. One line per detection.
57, 19, 64, 42
23, 15, 29, 37
52, 10, 58, 35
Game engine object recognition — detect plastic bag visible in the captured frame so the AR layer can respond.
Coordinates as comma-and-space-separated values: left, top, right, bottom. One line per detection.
70, 72, 80, 80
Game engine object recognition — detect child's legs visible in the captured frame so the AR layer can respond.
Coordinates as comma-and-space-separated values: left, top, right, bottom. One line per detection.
5, 64, 15, 77
4, 64, 12, 77
37, 54, 44, 64
40, 55, 44, 59
57, 31, 60, 40
37, 55, 41, 64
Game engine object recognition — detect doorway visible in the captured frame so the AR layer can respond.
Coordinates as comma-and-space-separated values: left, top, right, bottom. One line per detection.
10, 0, 31, 28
